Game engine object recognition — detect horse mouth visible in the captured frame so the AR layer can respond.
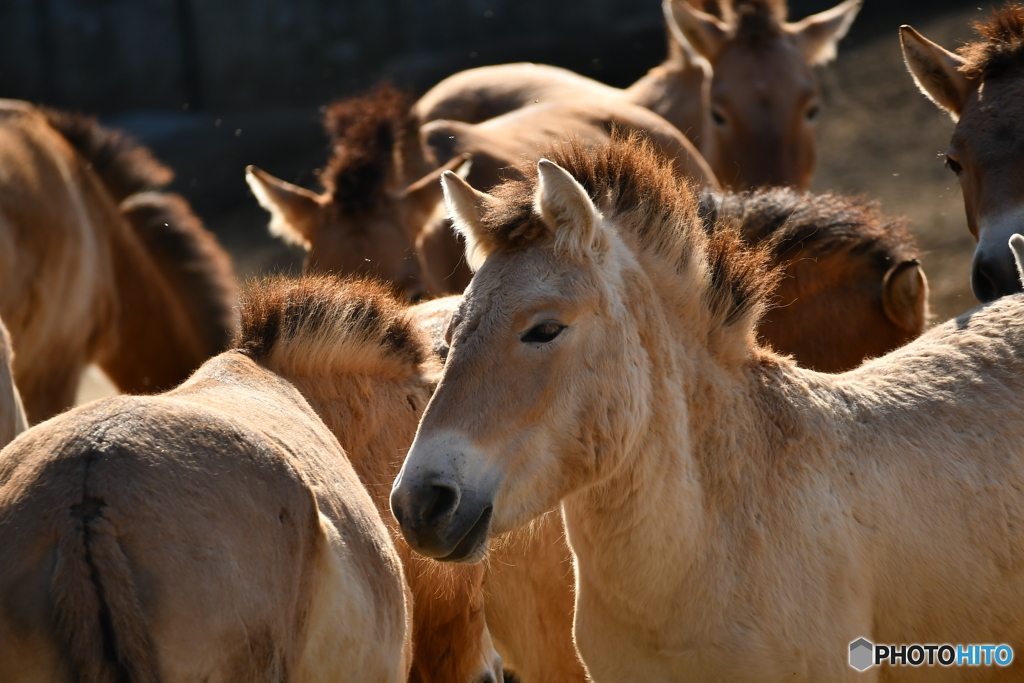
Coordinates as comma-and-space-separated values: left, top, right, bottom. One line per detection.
438, 505, 492, 563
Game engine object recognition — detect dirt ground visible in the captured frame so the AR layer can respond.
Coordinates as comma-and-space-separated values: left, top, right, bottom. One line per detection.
77, 4, 991, 404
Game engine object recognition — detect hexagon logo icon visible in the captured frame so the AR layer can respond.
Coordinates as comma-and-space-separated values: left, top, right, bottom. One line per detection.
849, 638, 874, 671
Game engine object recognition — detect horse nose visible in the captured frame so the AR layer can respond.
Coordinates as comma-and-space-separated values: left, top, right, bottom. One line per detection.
391, 475, 462, 533
972, 249, 1023, 303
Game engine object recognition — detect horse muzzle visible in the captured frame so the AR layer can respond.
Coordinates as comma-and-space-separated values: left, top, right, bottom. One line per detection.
391, 433, 497, 562
972, 242, 1024, 303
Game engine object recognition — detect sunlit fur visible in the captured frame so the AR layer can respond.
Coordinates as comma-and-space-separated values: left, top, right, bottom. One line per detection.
0, 288, 413, 681
0, 100, 236, 423
238, 276, 501, 683
402, 0, 859, 189
397, 137, 1024, 680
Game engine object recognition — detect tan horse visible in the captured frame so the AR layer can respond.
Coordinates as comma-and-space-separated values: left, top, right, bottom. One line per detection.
901, 4, 1024, 303
401, 0, 861, 190
0, 298, 413, 681
0, 101, 236, 423
238, 276, 502, 683
410, 186, 930, 681
392, 137, 1024, 680
248, 87, 715, 298
0, 316, 26, 448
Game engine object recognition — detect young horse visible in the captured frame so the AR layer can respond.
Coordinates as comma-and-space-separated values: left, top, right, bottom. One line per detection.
238, 277, 502, 683
248, 87, 715, 298
401, 0, 861, 190
392, 137, 1024, 680
0, 316, 26, 449
902, 4, 1024, 302
0, 101, 236, 423
0, 286, 413, 681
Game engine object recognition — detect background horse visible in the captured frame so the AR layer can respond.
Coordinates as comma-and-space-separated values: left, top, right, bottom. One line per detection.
401, 0, 861, 190
902, 3, 1024, 302
248, 86, 715, 298
0, 100, 236, 423
0, 316, 26, 449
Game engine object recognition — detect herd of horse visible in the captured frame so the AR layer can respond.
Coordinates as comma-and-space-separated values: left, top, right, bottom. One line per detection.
1, 0, 1024, 680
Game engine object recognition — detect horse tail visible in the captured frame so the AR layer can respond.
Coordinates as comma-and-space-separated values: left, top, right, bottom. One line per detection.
51, 496, 159, 683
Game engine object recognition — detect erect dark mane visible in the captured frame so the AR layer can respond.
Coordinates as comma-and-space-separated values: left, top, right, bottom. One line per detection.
959, 3, 1024, 80
320, 84, 411, 213
121, 191, 238, 356
41, 108, 173, 202
237, 275, 424, 371
698, 188, 919, 272
473, 134, 781, 330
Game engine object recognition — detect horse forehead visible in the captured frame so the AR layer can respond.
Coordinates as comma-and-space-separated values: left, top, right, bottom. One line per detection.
958, 77, 1024, 155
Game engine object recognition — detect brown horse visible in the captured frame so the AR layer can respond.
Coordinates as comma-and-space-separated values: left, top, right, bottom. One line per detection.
401, 0, 861, 190
702, 188, 928, 372
901, 4, 1024, 302
248, 86, 715, 298
238, 276, 501, 683
393, 136, 1024, 680
0, 289, 413, 681
0, 101, 236, 423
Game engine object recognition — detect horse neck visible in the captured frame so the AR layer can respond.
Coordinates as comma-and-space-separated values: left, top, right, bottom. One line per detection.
280, 365, 429, 507
562, 261, 836, 615
95, 211, 211, 394
625, 48, 707, 143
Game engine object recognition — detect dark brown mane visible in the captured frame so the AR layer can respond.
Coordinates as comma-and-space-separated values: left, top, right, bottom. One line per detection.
732, 0, 785, 43
121, 191, 238, 356
41, 108, 173, 202
699, 188, 919, 272
473, 134, 781, 329
237, 275, 424, 371
320, 84, 411, 213
959, 3, 1024, 80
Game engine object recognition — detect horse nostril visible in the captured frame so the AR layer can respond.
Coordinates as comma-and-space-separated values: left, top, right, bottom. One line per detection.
423, 481, 460, 526
972, 263, 1000, 304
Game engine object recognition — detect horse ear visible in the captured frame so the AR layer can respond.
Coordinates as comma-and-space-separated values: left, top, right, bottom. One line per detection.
1009, 234, 1024, 285
401, 154, 473, 232
441, 169, 500, 271
534, 159, 606, 261
246, 165, 323, 249
882, 259, 929, 333
900, 25, 974, 120
787, 0, 861, 66
664, 0, 729, 64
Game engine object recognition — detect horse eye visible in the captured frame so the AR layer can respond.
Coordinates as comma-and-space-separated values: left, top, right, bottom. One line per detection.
805, 105, 821, 121
711, 108, 727, 126
945, 155, 963, 175
520, 321, 566, 344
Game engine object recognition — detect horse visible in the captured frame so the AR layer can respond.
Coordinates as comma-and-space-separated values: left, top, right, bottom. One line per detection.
901, 4, 1024, 303
0, 317, 26, 449
400, 0, 861, 190
391, 136, 1024, 680
404, 187, 928, 683
0, 286, 413, 681
0, 100, 236, 423
238, 276, 502, 683
247, 86, 715, 298
703, 188, 928, 372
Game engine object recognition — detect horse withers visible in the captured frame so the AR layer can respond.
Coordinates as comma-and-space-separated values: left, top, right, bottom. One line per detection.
902, 4, 1024, 302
